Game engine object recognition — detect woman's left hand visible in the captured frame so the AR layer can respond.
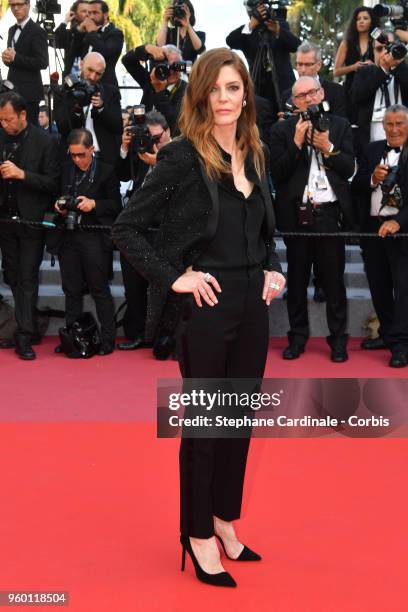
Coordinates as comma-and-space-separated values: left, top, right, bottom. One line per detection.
179, 3, 191, 27
262, 271, 286, 306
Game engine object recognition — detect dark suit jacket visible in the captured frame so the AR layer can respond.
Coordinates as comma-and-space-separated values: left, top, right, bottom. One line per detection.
351, 63, 408, 155
255, 95, 275, 148
81, 23, 124, 88
6, 19, 48, 103
269, 114, 356, 231
53, 83, 122, 166
0, 124, 60, 220
282, 79, 347, 118
122, 46, 187, 135
351, 139, 408, 231
112, 138, 282, 341
54, 22, 84, 77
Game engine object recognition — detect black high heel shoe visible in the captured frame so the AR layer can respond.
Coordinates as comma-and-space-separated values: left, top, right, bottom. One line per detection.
215, 534, 262, 561
180, 535, 237, 587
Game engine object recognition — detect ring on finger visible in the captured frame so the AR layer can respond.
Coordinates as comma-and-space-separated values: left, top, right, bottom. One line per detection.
269, 282, 280, 290
203, 272, 212, 283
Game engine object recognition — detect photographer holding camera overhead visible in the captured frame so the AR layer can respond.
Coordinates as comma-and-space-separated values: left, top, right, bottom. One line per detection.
122, 43, 188, 136
269, 76, 356, 363
352, 26, 408, 159
226, 1, 300, 121
52, 128, 122, 356
2, 0, 49, 125
53, 52, 122, 166
156, 1, 205, 64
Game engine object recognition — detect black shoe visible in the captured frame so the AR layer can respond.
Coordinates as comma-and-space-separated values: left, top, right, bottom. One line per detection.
117, 336, 145, 350
313, 286, 326, 303
180, 535, 236, 588
0, 339, 16, 349
15, 337, 36, 361
361, 337, 386, 350
331, 347, 348, 363
153, 335, 175, 361
389, 352, 408, 368
98, 343, 115, 356
282, 343, 305, 360
54, 344, 63, 354
215, 534, 261, 561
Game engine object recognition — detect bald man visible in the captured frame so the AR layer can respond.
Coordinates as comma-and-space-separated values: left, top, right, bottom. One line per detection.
54, 52, 122, 165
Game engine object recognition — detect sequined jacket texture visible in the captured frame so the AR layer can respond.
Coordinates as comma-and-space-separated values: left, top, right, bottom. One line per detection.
112, 137, 282, 342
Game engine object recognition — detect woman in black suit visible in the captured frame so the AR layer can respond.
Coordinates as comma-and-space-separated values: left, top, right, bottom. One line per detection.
113, 48, 285, 587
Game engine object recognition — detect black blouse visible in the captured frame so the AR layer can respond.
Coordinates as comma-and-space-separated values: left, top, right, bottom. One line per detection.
165, 28, 206, 63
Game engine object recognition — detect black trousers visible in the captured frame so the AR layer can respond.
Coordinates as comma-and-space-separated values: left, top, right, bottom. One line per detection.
361, 217, 408, 352
0, 222, 44, 337
26, 102, 40, 126
58, 232, 116, 345
120, 252, 147, 340
177, 267, 269, 538
284, 207, 348, 347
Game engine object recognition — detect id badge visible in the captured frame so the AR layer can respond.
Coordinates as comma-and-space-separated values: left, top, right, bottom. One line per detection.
314, 173, 329, 191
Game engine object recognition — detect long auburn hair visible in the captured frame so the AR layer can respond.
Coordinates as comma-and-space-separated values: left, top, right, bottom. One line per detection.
178, 48, 265, 181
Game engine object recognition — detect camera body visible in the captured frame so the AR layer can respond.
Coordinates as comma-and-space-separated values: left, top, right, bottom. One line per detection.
56, 195, 81, 230
381, 165, 403, 208
172, 0, 186, 23
63, 74, 100, 108
36, 0, 61, 16
300, 102, 330, 133
373, 2, 408, 30
371, 28, 408, 60
154, 60, 192, 81
244, 0, 289, 23
126, 105, 160, 155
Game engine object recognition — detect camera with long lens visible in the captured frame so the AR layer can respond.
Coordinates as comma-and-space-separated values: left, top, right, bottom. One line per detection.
172, 0, 186, 25
126, 105, 160, 155
381, 166, 403, 208
300, 101, 330, 132
371, 28, 408, 59
56, 195, 81, 230
63, 74, 100, 108
373, 2, 408, 30
154, 60, 192, 81
244, 0, 290, 23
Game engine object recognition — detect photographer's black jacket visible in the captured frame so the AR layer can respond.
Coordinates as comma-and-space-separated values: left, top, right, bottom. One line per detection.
80, 23, 124, 89
112, 138, 281, 341
122, 46, 187, 135
54, 22, 85, 77
53, 83, 122, 166
352, 139, 408, 231
351, 63, 408, 156
269, 114, 356, 231
5, 19, 48, 104
0, 124, 60, 221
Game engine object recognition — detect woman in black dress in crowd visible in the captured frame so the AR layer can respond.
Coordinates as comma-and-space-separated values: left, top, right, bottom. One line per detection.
113, 48, 285, 588
156, 1, 205, 63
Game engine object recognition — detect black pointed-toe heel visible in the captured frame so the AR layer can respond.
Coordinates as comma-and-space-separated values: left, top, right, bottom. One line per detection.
215, 534, 262, 561
180, 535, 237, 587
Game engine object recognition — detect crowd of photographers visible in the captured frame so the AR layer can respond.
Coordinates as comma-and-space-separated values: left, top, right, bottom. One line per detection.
1, 0, 408, 369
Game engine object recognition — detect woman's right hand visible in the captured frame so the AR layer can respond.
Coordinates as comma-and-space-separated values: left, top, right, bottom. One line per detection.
163, 5, 173, 23
172, 269, 222, 307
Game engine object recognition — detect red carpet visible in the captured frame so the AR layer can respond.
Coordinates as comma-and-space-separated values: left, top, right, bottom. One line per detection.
0, 338, 406, 611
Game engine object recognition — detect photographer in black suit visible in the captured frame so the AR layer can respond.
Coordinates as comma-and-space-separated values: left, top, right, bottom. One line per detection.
2, 1, 48, 125
53, 52, 122, 166
53, 128, 122, 355
226, 1, 300, 121
54, 1, 90, 77
352, 31, 408, 159
270, 76, 356, 362
352, 104, 408, 368
281, 41, 346, 118
0, 92, 59, 360
122, 43, 187, 136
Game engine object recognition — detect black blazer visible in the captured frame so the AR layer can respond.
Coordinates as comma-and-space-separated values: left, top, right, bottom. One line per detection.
54, 23, 84, 77
6, 19, 48, 103
53, 83, 123, 166
80, 23, 124, 88
0, 124, 60, 221
351, 139, 408, 231
351, 63, 408, 155
122, 46, 187, 135
112, 138, 282, 341
281, 79, 347, 118
269, 114, 356, 231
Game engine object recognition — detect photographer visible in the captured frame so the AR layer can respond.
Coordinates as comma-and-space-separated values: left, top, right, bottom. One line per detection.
269, 76, 356, 363
53, 52, 122, 166
352, 30, 408, 159
226, 1, 300, 120
53, 128, 122, 356
2, 1, 49, 125
54, 1, 90, 77
116, 110, 174, 358
122, 43, 187, 136
156, 1, 205, 63
352, 104, 408, 367
0, 92, 60, 360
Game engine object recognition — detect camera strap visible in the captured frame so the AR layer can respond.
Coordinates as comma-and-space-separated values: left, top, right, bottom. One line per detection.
68, 154, 97, 198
